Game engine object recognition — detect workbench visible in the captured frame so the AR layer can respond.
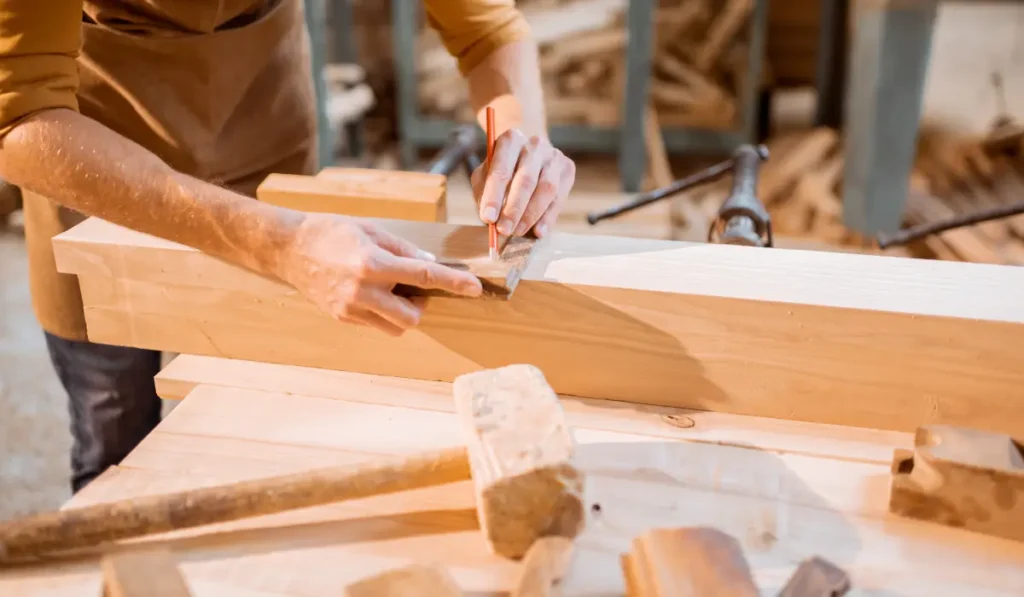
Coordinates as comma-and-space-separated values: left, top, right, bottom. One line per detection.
3, 169, 1024, 593
1, 355, 1023, 596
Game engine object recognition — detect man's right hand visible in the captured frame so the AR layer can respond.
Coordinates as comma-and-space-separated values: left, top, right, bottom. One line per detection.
279, 213, 483, 336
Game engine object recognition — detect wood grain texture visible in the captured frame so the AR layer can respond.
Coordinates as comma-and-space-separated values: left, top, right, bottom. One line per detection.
101, 549, 193, 597
889, 425, 1024, 543
343, 563, 462, 597
453, 365, 584, 559
621, 527, 759, 596
53, 217, 1024, 436
257, 171, 446, 222
2, 380, 1023, 596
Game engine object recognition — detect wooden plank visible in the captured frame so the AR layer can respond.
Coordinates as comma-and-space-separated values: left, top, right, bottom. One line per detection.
154, 355, 912, 464
257, 173, 445, 222
3, 383, 1024, 596
842, 0, 938, 234
52, 217, 1024, 436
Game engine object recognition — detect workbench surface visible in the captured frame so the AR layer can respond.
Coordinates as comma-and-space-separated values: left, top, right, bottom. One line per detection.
2, 356, 1023, 597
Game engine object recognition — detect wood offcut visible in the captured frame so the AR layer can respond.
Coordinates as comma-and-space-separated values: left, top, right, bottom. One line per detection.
778, 556, 851, 597
621, 527, 759, 596
257, 169, 447, 222
889, 425, 1024, 543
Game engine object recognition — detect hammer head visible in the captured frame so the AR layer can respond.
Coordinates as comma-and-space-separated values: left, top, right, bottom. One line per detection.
453, 364, 585, 559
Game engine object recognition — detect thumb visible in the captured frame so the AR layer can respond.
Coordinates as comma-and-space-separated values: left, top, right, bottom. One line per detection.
367, 226, 436, 262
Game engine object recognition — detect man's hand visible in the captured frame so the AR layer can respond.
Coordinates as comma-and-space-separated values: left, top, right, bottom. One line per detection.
471, 130, 575, 239
280, 213, 483, 336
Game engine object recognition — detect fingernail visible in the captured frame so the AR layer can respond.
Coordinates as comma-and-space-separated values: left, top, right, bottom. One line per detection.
535, 223, 547, 238
497, 219, 513, 235
513, 222, 528, 237
482, 207, 498, 223
417, 250, 437, 261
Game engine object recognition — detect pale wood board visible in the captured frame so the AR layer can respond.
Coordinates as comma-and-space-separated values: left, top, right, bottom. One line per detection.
1, 381, 1023, 596
154, 356, 911, 464
51, 217, 1024, 436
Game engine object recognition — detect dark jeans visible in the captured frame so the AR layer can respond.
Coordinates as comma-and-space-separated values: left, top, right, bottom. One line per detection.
44, 333, 162, 493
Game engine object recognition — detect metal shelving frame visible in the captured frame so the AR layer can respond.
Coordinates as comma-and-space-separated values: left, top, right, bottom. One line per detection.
392, 0, 769, 192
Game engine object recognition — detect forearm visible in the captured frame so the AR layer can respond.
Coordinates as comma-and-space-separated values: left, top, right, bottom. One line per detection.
465, 38, 547, 139
0, 109, 302, 280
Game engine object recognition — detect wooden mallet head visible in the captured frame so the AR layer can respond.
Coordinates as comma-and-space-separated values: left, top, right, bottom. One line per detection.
453, 364, 585, 559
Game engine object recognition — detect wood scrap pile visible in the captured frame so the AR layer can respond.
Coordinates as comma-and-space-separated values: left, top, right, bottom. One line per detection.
415, 0, 760, 131
903, 123, 1024, 264
665, 123, 1024, 262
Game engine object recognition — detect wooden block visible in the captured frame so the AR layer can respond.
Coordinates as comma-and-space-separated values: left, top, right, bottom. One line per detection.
101, 549, 193, 597
778, 556, 851, 597
344, 564, 462, 597
257, 172, 446, 222
511, 536, 575, 597
621, 527, 758, 596
889, 425, 1024, 543
452, 364, 584, 559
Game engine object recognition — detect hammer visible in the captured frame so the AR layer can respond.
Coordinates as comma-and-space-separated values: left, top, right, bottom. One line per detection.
0, 365, 584, 563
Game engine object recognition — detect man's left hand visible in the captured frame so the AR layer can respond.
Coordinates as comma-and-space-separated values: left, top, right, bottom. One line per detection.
471, 129, 575, 239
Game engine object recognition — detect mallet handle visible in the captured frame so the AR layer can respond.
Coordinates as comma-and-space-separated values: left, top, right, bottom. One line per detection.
0, 447, 470, 562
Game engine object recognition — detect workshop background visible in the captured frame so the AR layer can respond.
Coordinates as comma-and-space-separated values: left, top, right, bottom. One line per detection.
1, 0, 1023, 519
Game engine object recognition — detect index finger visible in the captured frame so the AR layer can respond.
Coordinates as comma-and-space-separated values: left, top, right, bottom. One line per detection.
372, 254, 483, 297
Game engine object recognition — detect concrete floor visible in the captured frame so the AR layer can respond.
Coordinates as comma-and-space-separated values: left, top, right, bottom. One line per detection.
0, 215, 72, 519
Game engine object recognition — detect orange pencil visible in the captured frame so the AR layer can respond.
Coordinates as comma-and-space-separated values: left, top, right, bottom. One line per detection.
485, 106, 498, 260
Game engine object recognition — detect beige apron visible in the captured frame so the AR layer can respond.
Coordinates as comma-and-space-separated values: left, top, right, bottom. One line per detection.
24, 0, 319, 342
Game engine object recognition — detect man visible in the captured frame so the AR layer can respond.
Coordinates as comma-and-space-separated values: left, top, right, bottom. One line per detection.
0, 0, 576, 493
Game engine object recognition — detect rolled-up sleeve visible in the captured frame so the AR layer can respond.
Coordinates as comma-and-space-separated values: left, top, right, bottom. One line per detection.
424, 0, 531, 75
0, 0, 81, 139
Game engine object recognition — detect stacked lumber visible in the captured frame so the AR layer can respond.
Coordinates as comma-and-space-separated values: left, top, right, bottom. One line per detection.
416, 0, 760, 131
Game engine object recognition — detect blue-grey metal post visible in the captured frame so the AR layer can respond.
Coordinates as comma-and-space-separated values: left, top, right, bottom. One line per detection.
741, 0, 770, 142
842, 0, 938, 234
327, 0, 364, 158
619, 0, 656, 193
304, 0, 334, 169
392, 0, 421, 169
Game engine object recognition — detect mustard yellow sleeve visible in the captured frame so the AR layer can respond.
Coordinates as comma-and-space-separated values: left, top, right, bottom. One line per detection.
423, 0, 531, 75
0, 0, 81, 139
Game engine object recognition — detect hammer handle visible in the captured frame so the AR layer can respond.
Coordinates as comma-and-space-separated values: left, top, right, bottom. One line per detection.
0, 447, 470, 562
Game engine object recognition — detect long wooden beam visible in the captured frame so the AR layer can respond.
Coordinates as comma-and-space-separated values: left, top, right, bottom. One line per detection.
52, 217, 1024, 435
